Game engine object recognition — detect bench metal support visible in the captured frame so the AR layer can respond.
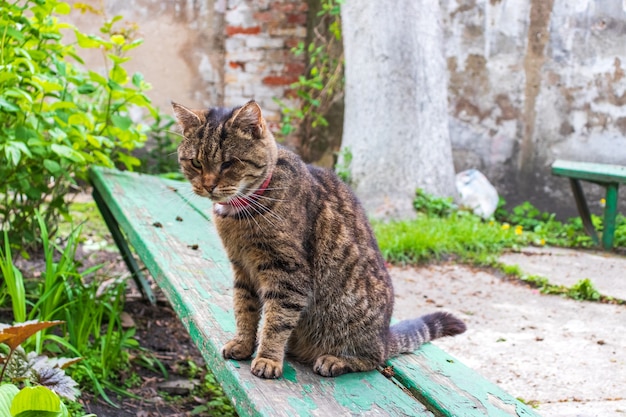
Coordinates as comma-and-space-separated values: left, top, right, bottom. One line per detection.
568, 179, 620, 250
569, 178, 599, 245
92, 186, 157, 305
552, 159, 626, 251
603, 183, 619, 250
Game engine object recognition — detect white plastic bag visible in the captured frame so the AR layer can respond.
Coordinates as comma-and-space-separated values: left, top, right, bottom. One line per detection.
455, 169, 499, 219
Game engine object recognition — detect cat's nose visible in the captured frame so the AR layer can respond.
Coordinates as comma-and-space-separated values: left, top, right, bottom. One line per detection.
204, 183, 217, 194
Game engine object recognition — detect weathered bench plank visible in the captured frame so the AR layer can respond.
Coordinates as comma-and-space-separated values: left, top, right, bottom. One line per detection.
552, 159, 626, 250
90, 167, 432, 417
90, 167, 540, 417
388, 347, 537, 416
551, 160, 626, 184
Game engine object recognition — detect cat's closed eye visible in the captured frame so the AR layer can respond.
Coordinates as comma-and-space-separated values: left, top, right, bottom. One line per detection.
190, 158, 202, 169
220, 160, 234, 172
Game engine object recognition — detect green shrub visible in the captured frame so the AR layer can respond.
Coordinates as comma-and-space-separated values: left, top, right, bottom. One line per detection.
0, 0, 156, 246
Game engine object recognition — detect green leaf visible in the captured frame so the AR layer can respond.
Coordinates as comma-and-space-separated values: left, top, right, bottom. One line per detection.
75, 31, 101, 48
111, 114, 132, 130
4, 88, 33, 103
33, 77, 64, 93
68, 113, 94, 130
10, 386, 61, 415
0, 384, 20, 417
0, 26, 25, 42
88, 70, 108, 86
77, 83, 96, 94
49, 101, 76, 111
131, 72, 144, 88
43, 159, 62, 174
109, 64, 128, 84
51, 144, 85, 163
4, 142, 26, 165
0, 98, 19, 112
54, 2, 71, 14
116, 152, 140, 170
107, 53, 130, 65
93, 150, 113, 166
121, 38, 144, 52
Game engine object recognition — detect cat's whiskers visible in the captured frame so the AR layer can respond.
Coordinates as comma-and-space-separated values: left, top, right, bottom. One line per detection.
232, 195, 263, 231
244, 194, 285, 227
230, 190, 279, 229
253, 194, 285, 203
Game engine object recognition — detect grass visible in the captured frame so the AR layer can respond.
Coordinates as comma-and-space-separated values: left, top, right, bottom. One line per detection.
373, 190, 625, 304
373, 213, 531, 265
58, 200, 117, 252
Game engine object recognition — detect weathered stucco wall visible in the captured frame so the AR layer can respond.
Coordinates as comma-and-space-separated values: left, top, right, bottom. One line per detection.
442, 0, 626, 216
67, 0, 626, 216
68, 0, 306, 128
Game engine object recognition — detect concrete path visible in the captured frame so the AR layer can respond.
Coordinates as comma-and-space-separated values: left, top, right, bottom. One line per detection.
390, 246, 626, 417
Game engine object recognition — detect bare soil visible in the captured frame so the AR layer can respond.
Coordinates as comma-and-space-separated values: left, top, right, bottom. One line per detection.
80, 297, 209, 417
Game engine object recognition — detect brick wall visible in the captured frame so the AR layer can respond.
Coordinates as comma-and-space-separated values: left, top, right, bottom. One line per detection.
224, 0, 308, 130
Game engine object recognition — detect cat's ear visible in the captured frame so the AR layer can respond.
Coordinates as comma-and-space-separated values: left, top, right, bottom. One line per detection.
227, 100, 265, 139
171, 101, 205, 136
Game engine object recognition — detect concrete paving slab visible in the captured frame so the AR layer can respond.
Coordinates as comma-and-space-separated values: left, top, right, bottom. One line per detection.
499, 246, 626, 301
390, 257, 626, 417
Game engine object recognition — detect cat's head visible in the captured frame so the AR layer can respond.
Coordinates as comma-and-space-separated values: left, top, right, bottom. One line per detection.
172, 100, 278, 205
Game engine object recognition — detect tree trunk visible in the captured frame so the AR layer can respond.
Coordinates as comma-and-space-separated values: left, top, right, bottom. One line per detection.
340, 0, 456, 219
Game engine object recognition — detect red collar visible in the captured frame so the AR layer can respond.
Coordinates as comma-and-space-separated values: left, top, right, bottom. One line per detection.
218, 172, 272, 208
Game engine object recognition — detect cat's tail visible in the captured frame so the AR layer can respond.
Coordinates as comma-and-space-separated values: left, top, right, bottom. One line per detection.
387, 312, 466, 357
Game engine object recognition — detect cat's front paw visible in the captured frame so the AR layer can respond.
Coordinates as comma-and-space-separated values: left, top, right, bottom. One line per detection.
313, 354, 351, 377
251, 357, 283, 379
222, 337, 254, 360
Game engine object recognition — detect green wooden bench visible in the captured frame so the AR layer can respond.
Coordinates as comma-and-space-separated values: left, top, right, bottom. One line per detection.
552, 159, 626, 250
89, 166, 539, 417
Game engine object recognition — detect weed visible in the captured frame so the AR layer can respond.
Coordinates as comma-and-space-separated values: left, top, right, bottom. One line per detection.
275, 0, 344, 161
0, 212, 140, 405
495, 200, 626, 248
494, 262, 615, 303
413, 189, 457, 218
0, 232, 26, 323
190, 372, 236, 417
335, 147, 352, 185
568, 278, 601, 301
0, 321, 91, 416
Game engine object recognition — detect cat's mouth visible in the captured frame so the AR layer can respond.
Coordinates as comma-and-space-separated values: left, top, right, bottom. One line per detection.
214, 173, 273, 214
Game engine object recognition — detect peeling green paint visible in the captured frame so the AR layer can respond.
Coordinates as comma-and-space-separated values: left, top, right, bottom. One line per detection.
282, 363, 298, 383
332, 372, 425, 415
208, 303, 236, 334
193, 280, 212, 299
287, 395, 318, 416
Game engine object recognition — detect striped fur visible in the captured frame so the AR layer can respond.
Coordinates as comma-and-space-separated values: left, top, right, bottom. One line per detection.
173, 100, 466, 379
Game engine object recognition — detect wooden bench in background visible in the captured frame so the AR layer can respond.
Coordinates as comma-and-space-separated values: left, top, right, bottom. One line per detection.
90, 166, 540, 417
551, 159, 626, 250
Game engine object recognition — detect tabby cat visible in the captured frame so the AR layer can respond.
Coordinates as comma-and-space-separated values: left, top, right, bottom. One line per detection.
173, 100, 466, 379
